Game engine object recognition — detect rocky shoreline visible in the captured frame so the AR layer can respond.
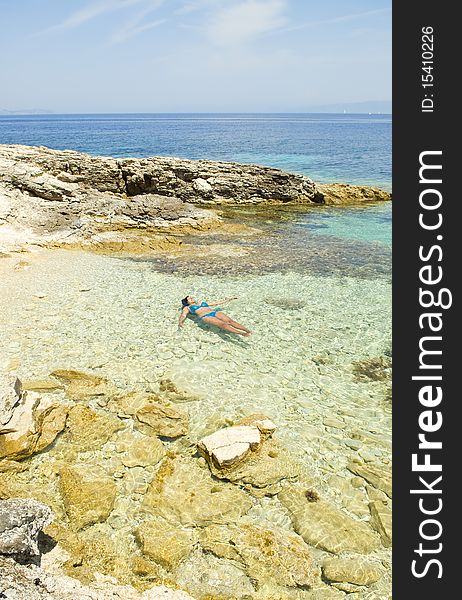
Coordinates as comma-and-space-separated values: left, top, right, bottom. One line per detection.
1, 371, 391, 599
0, 144, 390, 255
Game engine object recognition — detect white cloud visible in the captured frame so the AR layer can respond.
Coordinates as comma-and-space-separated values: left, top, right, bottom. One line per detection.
205, 0, 288, 47
281, 7, 391, 33
35, 0, 145, 35
111, 0, 166, 43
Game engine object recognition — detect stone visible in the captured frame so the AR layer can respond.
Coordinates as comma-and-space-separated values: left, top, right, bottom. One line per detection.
0, 391, 68, 460
0, 498, 53, 557
59, 465, 117, 530
0, 375, 23, 428
158, 378, 201, 403
322, 557, 384, 586
134, 397, 188, 438
279, 486, 380, 554
205, 436, 304, 496
0, 555, 195, 599
0, 144, 389, 254
369, 500, 392, 547
142, 455, 252, 526
347, 461, 392, 498
175, 551, 255, 599
65, 404, 123, 451
200, 522, 316, 589
135, 518, 196, 569
198, 424, 261, 468
235, 413, 277, 436
50, 369, 115, 401
317, 183, 391, 205
22, 379, 64, 393
114, 430, 165, 468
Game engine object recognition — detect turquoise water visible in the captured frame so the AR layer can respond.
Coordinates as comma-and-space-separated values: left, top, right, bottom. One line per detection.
0, 113, 391, 189
0, 113, 392, 254
295, 203, 392, 245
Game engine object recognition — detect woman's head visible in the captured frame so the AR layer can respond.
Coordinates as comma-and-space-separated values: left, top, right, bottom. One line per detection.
181, 295, 195, 307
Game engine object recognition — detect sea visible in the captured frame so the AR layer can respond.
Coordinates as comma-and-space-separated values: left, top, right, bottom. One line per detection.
0, 113, 392, 598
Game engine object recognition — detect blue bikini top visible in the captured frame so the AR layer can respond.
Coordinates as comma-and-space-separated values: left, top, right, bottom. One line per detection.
188, 302, 208, 314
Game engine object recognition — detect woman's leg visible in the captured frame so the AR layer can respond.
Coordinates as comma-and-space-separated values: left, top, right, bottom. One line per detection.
215, 312, 253, 334
202, 315, 251, 336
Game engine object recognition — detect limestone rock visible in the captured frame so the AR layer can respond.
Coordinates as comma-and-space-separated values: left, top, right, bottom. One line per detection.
200, 522, 316, 589
50, 369, 115, 401
142, 455, 252, 526
0, 375, 23, 428
279, 486, 380, 554
135, 518, 196, 569
114, 430, 165, 468
0, 498, 53, 557
22, 379, 64, 393
175, 551, 255, 599
65, 404, 123, 451
317, 183, 391, 205
59, 465, 117, 530
134, 397, 188, 438
347, 461, 392, 498
158, 378, 202, 403
0, 555, 195, 599
322, 557, 384, 586
369, 500, 392, 547
198, 424, 261, 468
0, 390, 68, 460
205, 436, 304, 497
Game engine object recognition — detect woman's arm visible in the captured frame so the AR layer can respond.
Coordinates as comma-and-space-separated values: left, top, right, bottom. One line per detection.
178, 307, 189, 328
208, 296, 238, 307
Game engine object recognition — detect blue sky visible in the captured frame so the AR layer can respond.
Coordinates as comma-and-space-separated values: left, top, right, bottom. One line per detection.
0, 0, 391, 112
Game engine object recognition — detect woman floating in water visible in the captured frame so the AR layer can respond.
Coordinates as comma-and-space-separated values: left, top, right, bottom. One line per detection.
179, 295, 253, 336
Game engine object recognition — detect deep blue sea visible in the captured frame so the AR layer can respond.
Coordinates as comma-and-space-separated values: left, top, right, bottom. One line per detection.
0, 113, 391, 247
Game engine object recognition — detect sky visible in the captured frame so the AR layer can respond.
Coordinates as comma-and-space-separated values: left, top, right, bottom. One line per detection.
0, 0, 391, 113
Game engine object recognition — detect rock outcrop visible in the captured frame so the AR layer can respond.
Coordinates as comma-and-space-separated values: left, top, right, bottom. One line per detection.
0, 144, 390, 253
317, 183, 391, 205
0, 556, 195, 599
0, 498, 53, 558
0, 376, 68, 461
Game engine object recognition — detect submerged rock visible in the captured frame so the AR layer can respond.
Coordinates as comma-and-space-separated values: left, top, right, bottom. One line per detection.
50, 369, 116, 401
134, 397, 188, 439
64, 404, 123, 452
347, 461, 392, 498
322, 557, 384, 586
142, 455, 252, 526
200, 522, 316, 590
114, 430, 165, 468
175, 551, 254, 600
59, 465, 117, 531
0, 498, 53, 558
135, 518, 197, 570
279, 486, 380, 554
369, 500, 392, 547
